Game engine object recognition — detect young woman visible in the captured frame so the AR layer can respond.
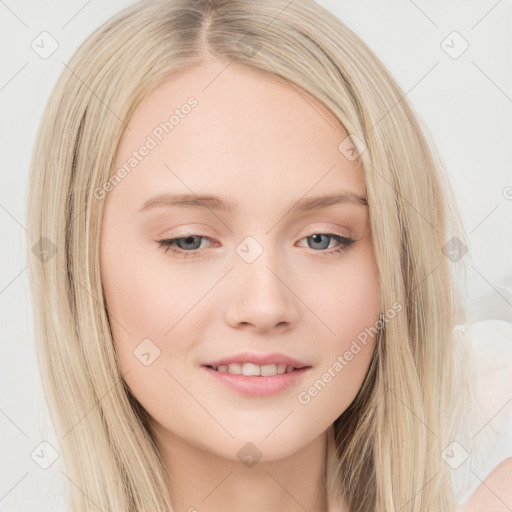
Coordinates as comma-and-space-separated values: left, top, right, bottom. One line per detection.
26, 0, 512, 510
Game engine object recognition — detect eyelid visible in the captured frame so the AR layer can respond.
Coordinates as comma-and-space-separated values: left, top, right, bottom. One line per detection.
156, 229, 356, 260
303, 227, 351, 238
161, 226, 352, 244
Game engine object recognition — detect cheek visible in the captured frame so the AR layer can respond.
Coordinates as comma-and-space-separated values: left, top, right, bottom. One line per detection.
294, 247, 379, 420
100, 236, 218, 385
99, 235, 181, 368
101, 258, 164, 330
306, 245, 380, 344
100, 243, 201, 421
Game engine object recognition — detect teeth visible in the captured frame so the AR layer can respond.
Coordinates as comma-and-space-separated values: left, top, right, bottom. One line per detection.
225, 363, 241, 374
212, 363, 295, 376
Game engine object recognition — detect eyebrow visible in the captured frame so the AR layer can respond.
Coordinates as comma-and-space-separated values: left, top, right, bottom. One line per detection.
139, 191, 368, 213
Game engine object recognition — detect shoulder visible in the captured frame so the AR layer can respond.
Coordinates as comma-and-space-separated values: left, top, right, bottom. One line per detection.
454, 320, 512, 511
459, 457, 512, 512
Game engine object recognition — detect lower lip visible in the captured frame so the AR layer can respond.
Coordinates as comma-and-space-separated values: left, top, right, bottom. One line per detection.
201, 366, 311, 396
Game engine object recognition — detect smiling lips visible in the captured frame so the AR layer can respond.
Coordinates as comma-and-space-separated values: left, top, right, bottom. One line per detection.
208, 362, 296, 376
201, 351, 312, 396
202, 351, 310, 375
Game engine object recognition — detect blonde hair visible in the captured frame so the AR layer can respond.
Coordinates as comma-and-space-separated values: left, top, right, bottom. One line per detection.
27, 0, 476, 510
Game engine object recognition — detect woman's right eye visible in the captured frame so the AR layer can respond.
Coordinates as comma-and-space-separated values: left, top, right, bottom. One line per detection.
156, 235, 214, 258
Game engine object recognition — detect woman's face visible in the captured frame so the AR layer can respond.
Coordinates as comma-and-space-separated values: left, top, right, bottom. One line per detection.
100, 60, 380, 462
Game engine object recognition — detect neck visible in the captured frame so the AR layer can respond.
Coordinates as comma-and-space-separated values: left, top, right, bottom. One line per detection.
151, 425, 332, 512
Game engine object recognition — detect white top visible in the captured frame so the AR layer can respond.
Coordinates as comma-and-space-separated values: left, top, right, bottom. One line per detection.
452, 319, 512, 508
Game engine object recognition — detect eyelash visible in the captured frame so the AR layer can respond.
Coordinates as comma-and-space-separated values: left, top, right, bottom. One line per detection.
156, 233, 356, 259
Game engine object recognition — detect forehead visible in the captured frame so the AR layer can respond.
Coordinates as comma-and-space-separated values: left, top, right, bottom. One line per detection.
112, 61, 366, 205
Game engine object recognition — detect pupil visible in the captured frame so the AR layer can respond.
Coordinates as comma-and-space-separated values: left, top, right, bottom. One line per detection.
310, 234, 329, 250
180, 236, 200, 250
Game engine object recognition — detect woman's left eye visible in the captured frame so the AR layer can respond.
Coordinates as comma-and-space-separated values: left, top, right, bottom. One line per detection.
156, 233, 355, 258
297, 233, 356, 255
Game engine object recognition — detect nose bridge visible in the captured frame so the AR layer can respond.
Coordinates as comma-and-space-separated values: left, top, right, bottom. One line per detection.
224, 234, 298, 331
236, 234, 287, 300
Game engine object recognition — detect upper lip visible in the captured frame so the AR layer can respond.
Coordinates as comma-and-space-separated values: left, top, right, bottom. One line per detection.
202, 352, 310, 369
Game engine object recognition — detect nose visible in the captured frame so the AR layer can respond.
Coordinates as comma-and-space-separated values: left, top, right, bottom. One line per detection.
223, 251, 299, 334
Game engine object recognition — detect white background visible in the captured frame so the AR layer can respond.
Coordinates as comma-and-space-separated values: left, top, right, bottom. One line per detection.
1, 0, 511, 510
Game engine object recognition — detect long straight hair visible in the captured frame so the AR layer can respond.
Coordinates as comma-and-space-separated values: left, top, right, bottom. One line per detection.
27, 0, 476, 510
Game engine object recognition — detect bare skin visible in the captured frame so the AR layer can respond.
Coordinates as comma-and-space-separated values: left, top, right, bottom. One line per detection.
100, 59, 379, 512
459, 458, 512, 512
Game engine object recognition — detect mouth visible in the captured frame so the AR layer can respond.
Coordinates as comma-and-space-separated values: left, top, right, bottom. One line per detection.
204, 362, 306, 376
201, 363, 311, 396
